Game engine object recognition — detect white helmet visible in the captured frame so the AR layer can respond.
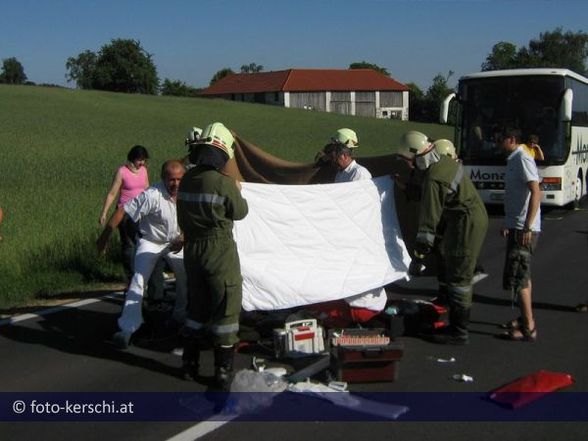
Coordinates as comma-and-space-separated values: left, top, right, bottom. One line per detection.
398, 131, 433, 159
330, 128, 358, 148
185, 127, 202, 146
198, 122, 235, 159
433, 139, 457, 159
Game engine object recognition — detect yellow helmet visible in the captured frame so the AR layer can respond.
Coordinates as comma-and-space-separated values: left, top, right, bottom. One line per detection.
433, 139, 457, 159
330, 128, 358, 148
399, 131, 433, 159
198, 122, 235, 159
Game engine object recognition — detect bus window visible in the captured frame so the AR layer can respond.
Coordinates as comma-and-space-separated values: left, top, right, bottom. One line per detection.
460, 76, 565, 164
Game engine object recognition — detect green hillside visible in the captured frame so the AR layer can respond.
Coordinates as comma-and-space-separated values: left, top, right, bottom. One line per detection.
0, 84, 452, 308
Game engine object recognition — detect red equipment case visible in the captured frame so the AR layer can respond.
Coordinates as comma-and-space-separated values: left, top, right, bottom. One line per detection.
329, 329, 404, 383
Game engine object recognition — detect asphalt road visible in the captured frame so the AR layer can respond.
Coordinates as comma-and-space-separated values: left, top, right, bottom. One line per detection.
1, 202, 587, 440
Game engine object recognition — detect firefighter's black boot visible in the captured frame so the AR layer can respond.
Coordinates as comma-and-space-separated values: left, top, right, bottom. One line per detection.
429, 307, 470, 345
214, 345, 235, 390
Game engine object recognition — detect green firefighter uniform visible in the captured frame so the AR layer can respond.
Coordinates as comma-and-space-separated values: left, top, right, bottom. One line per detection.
417, 155, 488, 308
177, 167, 248, 346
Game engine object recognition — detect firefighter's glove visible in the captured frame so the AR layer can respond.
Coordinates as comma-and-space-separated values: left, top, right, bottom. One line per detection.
408, 244, 430, 277
408, 259, 426, 277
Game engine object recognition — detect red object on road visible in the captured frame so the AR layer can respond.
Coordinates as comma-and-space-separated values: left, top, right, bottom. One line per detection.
489, 370, 574, 409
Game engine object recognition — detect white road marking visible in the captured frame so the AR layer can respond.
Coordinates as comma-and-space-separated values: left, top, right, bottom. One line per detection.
166, 418, 236, 441
0, 292, 124, 327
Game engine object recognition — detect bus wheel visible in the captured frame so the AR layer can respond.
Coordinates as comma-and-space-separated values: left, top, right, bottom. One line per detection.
572, 176, 583, 210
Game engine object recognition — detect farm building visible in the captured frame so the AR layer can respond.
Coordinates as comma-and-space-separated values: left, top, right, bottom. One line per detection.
200, 68, 410, 120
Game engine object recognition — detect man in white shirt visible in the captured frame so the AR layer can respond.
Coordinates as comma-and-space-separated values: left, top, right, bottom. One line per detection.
97, 160, 187, 348
311, 128, 387, 325
498, 128, 541, 341
323, 128, 373, 183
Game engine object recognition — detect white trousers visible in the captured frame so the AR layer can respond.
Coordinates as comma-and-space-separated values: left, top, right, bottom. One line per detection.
117, 238, 187, 334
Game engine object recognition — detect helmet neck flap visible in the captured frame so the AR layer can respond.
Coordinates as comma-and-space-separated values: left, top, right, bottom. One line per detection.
415, 148, 441, 171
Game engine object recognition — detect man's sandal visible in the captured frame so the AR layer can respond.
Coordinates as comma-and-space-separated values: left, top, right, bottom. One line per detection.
500, 326, 537, 342
499, 316, 523, 330
575, 303, 588, 313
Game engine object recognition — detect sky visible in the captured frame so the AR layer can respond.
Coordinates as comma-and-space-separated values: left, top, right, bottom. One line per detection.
1, 0, 587, 90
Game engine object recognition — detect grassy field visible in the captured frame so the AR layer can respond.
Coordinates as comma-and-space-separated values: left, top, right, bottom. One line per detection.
0, 84, 452, 308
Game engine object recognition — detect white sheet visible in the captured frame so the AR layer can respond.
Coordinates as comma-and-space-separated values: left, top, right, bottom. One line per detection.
234, 175, 411, 311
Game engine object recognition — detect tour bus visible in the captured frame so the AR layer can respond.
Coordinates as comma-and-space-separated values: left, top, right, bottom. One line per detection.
440, 68, 588, 207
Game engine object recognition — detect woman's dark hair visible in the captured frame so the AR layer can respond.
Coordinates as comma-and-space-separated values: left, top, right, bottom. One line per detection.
127, 145, 150, 163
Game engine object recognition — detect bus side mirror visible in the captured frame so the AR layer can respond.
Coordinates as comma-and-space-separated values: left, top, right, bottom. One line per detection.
561, 88, 573, 122
440, 93, 456, 124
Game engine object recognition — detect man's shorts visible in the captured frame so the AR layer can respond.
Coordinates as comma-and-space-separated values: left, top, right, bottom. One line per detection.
502, 229, 539, 293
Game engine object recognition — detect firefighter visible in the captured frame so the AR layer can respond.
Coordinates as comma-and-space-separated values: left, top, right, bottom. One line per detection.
177, 122, 249, 388
429, 139, 458, 306
399, 131, 488, 345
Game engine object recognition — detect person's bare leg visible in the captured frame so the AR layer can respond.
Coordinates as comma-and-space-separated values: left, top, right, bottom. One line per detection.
519, 280, 535, 331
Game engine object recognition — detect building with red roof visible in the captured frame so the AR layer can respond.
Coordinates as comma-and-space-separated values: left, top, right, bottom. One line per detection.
200, 68, 409, 120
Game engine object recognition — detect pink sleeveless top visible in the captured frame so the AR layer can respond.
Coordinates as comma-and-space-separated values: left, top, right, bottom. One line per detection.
117, 165, 148, 207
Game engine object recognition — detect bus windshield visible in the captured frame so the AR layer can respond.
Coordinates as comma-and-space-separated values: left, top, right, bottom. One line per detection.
459, 76, 567, 164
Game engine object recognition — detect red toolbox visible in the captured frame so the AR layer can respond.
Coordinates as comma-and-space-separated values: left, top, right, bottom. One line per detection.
329, 329, 404, 383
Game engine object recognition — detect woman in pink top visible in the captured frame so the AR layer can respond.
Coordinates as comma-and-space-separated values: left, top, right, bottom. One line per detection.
99, 145, 150, 281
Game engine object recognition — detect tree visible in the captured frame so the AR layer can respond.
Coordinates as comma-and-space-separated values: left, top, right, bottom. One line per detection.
481, 42, 518, 71
407, 73, 455, 123
482, 28, 588, 75
93, 39, 159, 94
422, 72, 455, 123
209, 67, 234, 86
65, 39, 159, 94
0, 57, 27, 84
160, 78, 201, 97
524, 28, 588, 74
406, 82, 426, 121
65, 50, 97, 89
349, 61, 389, 76
426, 72, 454, 106
240, 63, 264, 73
